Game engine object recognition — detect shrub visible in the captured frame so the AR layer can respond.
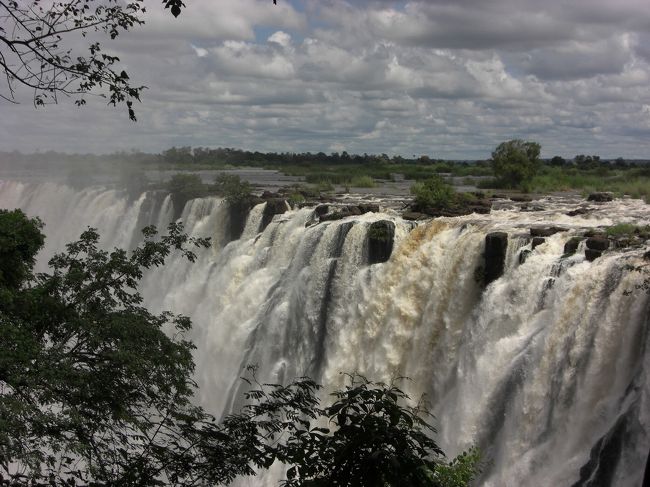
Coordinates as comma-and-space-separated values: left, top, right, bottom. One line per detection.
165, 172, 207, 215
349, 175, 376, 188
411, 175, 456, 208
214, 173, 252, 204
288, 192, 306, 206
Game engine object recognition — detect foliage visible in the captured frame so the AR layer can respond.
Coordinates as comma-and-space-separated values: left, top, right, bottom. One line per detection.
0, 209, 44, 291
213, 174, 253, 204
432, 447, 482, 487
288, 192, 306, 206
165, 173, 207, 215
0, 2, 277, 118
490, 139, 541, 189
313, 180, 335, 193
349, 175, 376, 188
259, 374, 481, 487
0, 212, 251, 486
605, 223, 650, 238
0, 0, 153, 118
411, 175, 456, 208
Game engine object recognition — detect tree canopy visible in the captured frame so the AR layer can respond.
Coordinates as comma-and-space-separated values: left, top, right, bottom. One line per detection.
0, 209, 480, 486
490, 139, 541, 189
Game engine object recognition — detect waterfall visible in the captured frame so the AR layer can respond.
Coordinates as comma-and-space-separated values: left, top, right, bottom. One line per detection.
1, 179, 649, 486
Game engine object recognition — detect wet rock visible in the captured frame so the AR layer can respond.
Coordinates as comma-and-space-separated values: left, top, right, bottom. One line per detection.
566, 207, 590, 217
402, 211, 426, 221
261, 190, 280, 199
613, 237, 632, 249
358, 203, 380, 213
586, 236, 610, 251
587, 192, 613, 202
585, 249, 602, 261
260, 199, 288, 231
519, 249, 531, 265
530, 226, 564, 237
532, 237, 546, 249
563, 237, 582, 255
469, 201, 492, 214
367, 220, 395, 264
510, 195, 532, 202
521, 204, 545, 212
491, 194, 508, 199
314, 204, 329, 217
227, 200, 252, 242
485, 232, 508, 285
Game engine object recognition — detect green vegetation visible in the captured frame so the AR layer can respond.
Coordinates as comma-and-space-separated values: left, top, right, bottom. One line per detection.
349, 175, 377, 188
165, 172, 207, 214
605, 223, 650, 238
490, 139, 541, 189
287, 192, 306, 206
522, 166, 650, 202
214, 173, 253, 204
276, 374, 481, 486
5, 146, 650, 203
411, 175, 457, 208
0, 210, 481, 486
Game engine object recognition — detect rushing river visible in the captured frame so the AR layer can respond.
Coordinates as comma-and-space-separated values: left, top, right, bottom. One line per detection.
1, 179, 649, 486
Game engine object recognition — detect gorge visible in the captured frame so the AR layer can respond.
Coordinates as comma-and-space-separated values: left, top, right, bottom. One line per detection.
1, 179, 648, 487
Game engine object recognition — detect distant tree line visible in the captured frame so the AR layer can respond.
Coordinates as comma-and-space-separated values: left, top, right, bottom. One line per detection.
0, 148, 644, 169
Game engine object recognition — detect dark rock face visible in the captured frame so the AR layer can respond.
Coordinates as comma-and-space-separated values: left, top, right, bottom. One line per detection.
367, 220, 395, 264
485, 232, 508, 285
358, 203, 380, 213
563, 237, 582, 255
319, 204, 379, 222
585, 249, 602, 261
566, 207, 590, 217
530, 226, 564, 237
510, 195, 532, 202
261, 190, 280, 199
260, 199, 288, 231
314, 204, 329, 217
227, 200, 252, 242
532, 237, 545, 249
402, 211, 426, 221
587, 192, 614, 202
519, 249, 531, 265
571, 406, 637, 487
586, 236, 610, 251
521, 204, 545, 212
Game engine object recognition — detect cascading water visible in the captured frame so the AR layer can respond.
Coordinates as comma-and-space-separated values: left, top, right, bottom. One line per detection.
1, 179, 648, 486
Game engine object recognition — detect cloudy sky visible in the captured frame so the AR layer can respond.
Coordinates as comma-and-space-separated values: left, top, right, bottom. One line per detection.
3, 0, 650, 159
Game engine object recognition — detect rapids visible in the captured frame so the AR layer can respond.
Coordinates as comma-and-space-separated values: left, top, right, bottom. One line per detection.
1, 179, 649, 486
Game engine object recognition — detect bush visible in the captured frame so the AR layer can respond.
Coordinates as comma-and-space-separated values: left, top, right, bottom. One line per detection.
288, 192, 306, 206
165, 172, 207, 215
349, 175, 376, 188
214, 173, 252, 204
411, 175, 456, 208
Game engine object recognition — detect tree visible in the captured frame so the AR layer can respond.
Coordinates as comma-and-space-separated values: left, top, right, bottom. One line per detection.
490, 139, 541, 189
268, 374, 480, 486
0, 210, 480, 486
0, 1, 275, 119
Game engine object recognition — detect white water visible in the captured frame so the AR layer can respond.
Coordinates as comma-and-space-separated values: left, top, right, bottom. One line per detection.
1, 179, 649, 486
